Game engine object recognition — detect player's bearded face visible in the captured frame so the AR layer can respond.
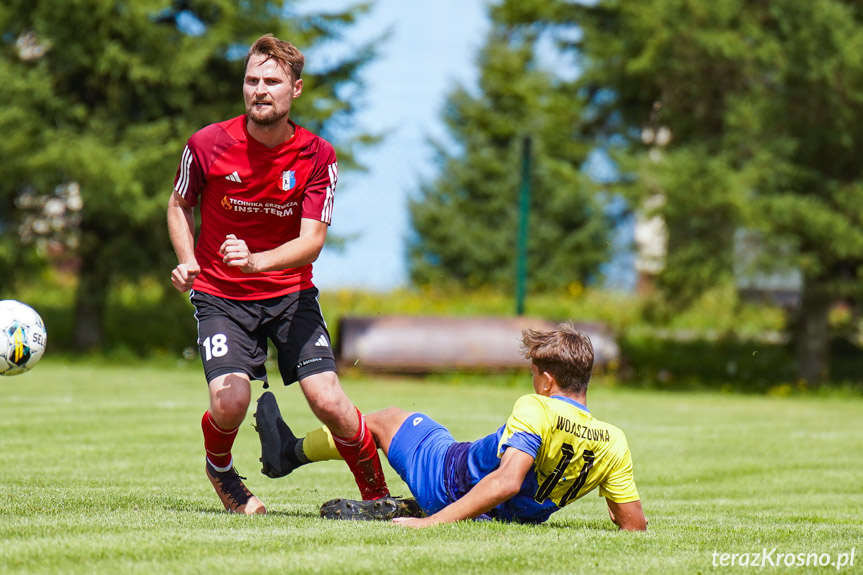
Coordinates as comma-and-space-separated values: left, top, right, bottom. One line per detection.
243, 55, 301, 127
246, 97, 288, 126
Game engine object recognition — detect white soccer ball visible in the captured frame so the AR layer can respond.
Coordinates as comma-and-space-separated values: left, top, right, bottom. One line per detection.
0, 300, 47, 376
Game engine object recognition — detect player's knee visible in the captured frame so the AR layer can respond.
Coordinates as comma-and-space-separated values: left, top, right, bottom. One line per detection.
370, 406, 409, 421
210, 401, 248, 428
310, 400, 350, 426
304, 389, 356, 433
208, 375, 252, 427
302, 372, 351, 413
366, 407, 410, 432
210, 390, 249, 424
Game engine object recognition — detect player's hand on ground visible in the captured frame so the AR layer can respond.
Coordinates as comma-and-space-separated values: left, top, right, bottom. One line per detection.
220, 234, 256, 272
171, 262, 200, 292
392, 517, 435, 528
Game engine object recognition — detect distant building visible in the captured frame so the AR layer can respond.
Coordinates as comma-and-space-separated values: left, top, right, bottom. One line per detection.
633, 194, 667, 294
733, 229, 801, 308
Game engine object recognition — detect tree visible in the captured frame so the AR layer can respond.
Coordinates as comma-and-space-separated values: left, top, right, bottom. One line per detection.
554, 0, 863, 383
408, 0, 612, 293
0, 0, 377, 349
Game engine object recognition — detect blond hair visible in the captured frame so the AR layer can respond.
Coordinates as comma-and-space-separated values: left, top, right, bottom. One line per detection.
245, 34, 305, 81
520, 322, 594, 394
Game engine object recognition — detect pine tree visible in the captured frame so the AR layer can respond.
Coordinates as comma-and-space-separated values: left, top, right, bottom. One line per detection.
409, 0, 611, 293
569, 0, 863, 383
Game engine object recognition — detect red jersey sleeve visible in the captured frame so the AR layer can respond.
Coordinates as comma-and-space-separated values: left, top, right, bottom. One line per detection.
173, 143, 205, 207
301, 139, 337, 225
173, 123, 239, 207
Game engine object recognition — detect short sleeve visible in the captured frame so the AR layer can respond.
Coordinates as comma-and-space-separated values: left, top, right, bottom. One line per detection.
498, 395, 545, 460
598, 436, 640, 503
302, 141, 337, 225
173, 143, 204, 207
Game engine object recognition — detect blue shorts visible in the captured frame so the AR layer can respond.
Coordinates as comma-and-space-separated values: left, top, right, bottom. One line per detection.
387, 414, 456, 515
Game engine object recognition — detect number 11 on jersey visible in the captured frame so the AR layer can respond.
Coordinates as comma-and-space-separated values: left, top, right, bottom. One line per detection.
534, 444, 596, 506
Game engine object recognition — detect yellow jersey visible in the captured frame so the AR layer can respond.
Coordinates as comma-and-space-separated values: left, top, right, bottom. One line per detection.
455, 393, 639, 523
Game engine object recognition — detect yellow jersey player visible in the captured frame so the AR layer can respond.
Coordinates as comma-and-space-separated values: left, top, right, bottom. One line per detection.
254, 322, 647, 530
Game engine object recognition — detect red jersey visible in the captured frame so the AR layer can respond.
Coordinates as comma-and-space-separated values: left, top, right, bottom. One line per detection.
173, 115, 337, 300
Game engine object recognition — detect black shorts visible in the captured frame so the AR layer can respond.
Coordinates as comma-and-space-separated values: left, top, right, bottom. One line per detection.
189, 288, 336, 387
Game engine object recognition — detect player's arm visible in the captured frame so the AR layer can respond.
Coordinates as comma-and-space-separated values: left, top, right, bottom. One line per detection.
606, 499, 647, 531
393, 447, 535, 529
220, 218, 327, 273
167, 190, 200, 292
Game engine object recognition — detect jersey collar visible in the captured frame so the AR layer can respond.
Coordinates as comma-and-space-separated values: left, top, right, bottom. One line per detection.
551, 395, 590, 413
242, 116, 302, 151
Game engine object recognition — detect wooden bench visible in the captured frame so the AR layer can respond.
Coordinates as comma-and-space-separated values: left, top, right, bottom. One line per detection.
336, 316, 618, 372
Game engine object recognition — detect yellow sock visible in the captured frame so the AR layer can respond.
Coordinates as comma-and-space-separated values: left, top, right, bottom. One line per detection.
302, 426, 342, 462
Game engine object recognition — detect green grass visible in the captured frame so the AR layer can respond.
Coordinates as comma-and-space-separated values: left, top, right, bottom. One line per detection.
1, 359, 862, 574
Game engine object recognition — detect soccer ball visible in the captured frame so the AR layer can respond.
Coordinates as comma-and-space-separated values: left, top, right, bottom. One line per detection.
0, 300, 47, 376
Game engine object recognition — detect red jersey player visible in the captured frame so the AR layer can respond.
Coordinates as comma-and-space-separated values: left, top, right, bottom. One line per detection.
167, 34, 390, 514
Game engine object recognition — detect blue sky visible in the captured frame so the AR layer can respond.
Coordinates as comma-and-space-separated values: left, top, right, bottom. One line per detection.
301, 0, 491, 291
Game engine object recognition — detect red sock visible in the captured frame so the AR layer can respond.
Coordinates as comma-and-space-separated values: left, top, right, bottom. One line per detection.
332, 408, 389, 500
201, 411, 238, 470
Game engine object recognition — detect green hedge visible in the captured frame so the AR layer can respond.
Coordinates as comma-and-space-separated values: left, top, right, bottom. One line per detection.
8, 277, 863, 392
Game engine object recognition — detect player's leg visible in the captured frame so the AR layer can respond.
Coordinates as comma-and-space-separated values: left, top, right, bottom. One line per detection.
261, 371, 391, 502
300, 370, 389, 500
268, 288, 389, 501
255, 289, 339, 476
203, 372, 265, 514
256, 401, 408, 474
254, 400, 428, 520
192, 291, 268, 515
256, 390, 339, 477
207, 372, 251, 430
364, 407, 412, 455
321, 412, 453, 520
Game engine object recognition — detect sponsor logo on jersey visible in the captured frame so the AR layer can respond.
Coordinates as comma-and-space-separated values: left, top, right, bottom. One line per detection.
219, 197, 298, 217
281, 170, 296, 191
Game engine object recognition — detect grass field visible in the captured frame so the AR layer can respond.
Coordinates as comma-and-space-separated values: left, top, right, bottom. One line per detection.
1, 359, 861, 574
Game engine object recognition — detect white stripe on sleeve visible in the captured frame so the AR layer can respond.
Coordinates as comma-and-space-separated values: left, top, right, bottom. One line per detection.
175, 145, 193, 197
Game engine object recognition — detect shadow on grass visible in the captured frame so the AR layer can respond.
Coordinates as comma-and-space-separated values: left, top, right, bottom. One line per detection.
542, 519, 619, 531
187, 507, 320, 519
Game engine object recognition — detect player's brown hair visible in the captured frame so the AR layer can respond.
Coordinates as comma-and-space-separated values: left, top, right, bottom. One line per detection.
520, 322, 594, 394
245, 34, 305, 82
